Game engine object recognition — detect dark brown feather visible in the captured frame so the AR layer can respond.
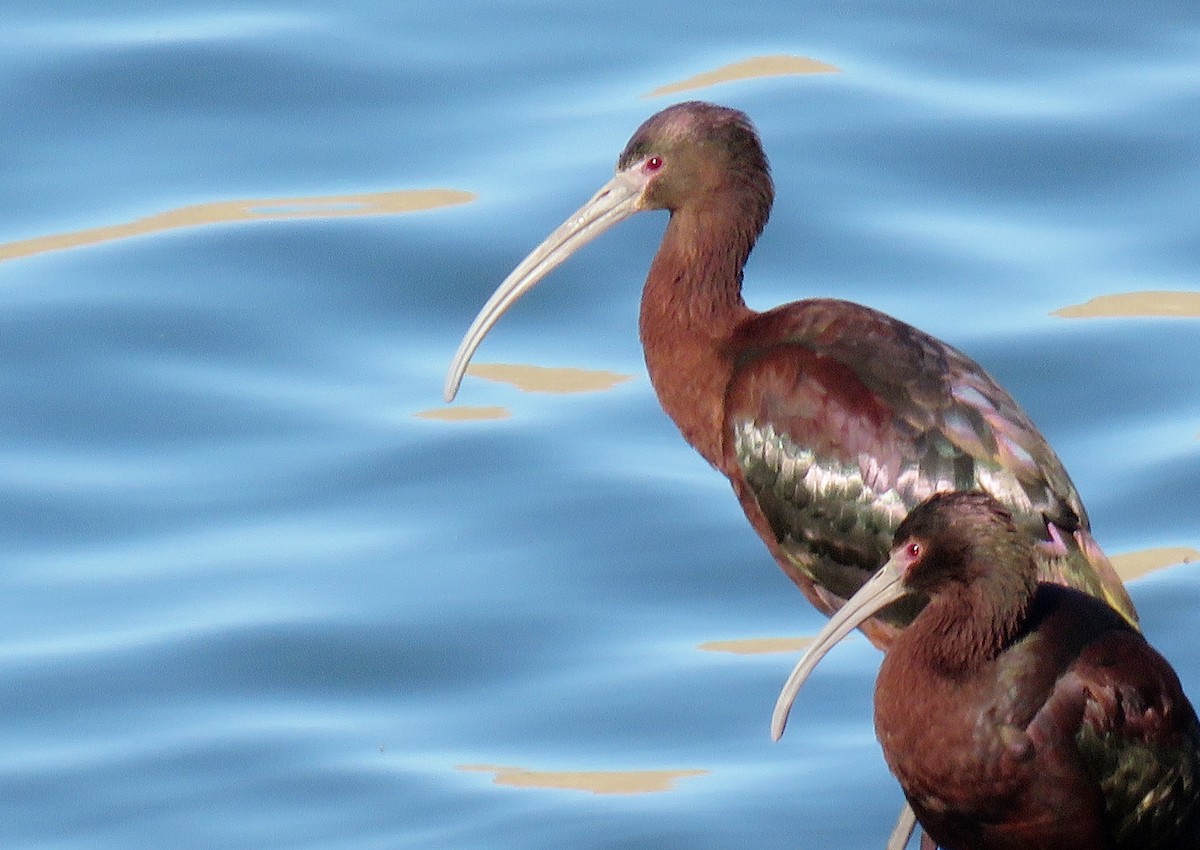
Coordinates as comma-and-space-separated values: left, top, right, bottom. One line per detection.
875, 495, 1200, 850
720, 299, 1135, 638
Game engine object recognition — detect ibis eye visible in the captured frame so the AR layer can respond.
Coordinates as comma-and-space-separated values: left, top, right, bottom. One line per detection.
645, 156, 664, 172
906, 541, 922, 559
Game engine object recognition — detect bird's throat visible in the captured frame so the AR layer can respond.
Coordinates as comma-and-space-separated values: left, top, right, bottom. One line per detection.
638, 208, 754, 470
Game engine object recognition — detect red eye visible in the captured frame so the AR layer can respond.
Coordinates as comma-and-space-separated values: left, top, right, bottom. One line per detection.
906, 542, 922, 559
645, 156, 663, 172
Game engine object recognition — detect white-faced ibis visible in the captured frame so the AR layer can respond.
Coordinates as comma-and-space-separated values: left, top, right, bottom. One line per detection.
773, 491, 1200, 850
445, 101, 1136, 644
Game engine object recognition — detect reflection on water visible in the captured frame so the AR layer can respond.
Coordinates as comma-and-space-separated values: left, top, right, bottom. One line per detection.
458, 764, 708, 794
643, 55, 839, 98
0, 189, 475, 262
1054, 291, 1200, 318
415, 364, 635, 420
1112, 547, 1200, 582
699, 637, 816, 655
414, 405, 511, 421
466, 363, 635, 394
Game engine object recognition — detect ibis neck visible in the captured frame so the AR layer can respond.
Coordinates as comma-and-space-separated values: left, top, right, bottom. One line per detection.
904, 581, 1033, 678
637, 203, 756, 469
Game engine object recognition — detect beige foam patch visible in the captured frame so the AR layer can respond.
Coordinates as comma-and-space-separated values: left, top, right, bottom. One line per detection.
643, 55, 839, 98
698, 636, 815, 655
1112, 546, 1200, 582
458, 764, 707, 794
0, 189, 476, 262
466, 363, 634, 394
1053, 291, 1200, 318
413, 406, 510, 421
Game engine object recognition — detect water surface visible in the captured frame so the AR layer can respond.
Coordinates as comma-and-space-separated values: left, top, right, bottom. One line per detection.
1, 2, 1198, 848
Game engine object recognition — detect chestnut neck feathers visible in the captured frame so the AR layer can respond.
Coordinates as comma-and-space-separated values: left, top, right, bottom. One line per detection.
630, 103, 773, 467
894, 492, 1040, 676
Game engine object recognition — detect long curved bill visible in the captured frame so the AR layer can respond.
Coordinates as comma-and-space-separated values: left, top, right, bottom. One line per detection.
443, 168, 649, 402
770, 551, 910, 741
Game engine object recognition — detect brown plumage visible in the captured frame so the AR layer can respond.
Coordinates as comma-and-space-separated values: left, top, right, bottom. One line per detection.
774, 491, 1200, 849
444, 101, 1136, 646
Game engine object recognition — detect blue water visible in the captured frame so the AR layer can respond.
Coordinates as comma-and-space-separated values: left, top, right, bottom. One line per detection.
2, 2, 1198, 848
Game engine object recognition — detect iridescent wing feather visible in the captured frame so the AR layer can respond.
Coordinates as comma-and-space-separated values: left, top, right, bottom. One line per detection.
724, 299, 1135, 626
